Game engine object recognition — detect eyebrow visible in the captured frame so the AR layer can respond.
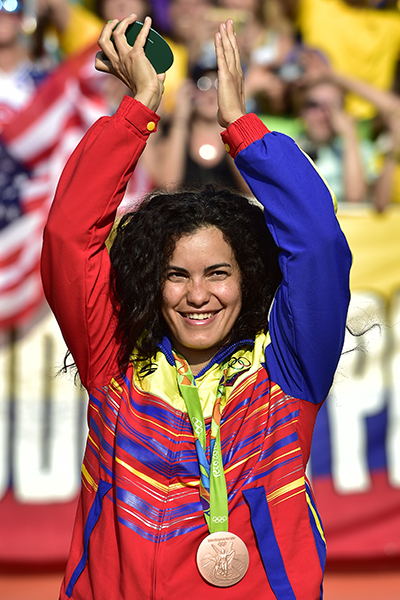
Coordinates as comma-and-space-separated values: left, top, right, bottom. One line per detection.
167, 262, 232, 273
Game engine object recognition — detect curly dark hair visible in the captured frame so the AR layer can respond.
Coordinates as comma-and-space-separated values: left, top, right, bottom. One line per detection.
109, 185, 282, 371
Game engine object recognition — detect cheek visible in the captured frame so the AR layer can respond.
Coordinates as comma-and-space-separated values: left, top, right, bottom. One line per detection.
225, 282, 242, 315
234, 294, 243, 316
161, 284, 179, 316
161, 290, 171, 318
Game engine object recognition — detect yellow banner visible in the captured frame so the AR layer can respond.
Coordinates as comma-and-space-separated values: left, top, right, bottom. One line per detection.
338, 205, 400, 300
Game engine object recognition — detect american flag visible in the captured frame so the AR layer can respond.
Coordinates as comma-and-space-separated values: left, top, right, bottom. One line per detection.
0, 43, 107, 330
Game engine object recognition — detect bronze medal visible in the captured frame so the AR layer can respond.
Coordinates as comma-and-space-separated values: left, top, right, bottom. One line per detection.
196, 532, 249, 587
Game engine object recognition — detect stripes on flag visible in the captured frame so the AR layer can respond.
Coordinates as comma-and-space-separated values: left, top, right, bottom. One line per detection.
0, 43, 107, 330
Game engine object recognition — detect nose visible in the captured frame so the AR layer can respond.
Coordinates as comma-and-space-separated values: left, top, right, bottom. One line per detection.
186, 277, 210, 307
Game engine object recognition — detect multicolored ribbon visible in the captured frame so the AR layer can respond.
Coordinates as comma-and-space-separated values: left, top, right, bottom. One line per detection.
174, 352, 229, 534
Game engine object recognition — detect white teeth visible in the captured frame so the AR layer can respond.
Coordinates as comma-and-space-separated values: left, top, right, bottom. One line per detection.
186, 312, 214, 320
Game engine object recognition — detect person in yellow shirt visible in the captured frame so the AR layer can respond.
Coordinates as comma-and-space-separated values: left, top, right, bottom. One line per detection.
280, 0, 400, 120
295, 47, 400, 208
325, 69, 400, 209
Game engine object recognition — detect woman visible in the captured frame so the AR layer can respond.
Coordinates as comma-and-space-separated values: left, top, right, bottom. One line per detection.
294, 78, 376, 204
41, 16, 352, 600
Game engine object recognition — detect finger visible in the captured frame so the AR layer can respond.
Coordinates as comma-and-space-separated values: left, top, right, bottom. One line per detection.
218, 23, 230, 64
94, 50, 119, 75
221, 20, 243, 83
98, 17, 118, 41
217, 20, 245, 115
96, 18, 128, 67
134, 15, 152, 49
94, 49, 109, 66
214, 30, 226, 71
112, 13, 138, 54
219, 21, 236, 71
97, 18, 118, 52
215, 29, 232, 87
225, 19, 241, 74
95, 57, 112, 74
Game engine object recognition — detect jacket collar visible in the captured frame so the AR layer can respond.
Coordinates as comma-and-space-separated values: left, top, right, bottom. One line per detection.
157, 335, 255, 379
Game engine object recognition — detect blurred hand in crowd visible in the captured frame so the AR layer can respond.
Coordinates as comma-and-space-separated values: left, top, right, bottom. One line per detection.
299, 81, 355, 145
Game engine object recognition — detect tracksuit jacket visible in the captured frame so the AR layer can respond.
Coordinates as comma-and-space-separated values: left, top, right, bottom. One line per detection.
41, 96, 352, 600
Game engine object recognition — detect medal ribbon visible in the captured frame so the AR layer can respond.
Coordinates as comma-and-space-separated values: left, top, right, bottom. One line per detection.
174, 352, 229, 534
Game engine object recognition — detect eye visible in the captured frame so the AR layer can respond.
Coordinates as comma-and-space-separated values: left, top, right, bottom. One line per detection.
167, 271, 187, 281
208, 270, 229, 280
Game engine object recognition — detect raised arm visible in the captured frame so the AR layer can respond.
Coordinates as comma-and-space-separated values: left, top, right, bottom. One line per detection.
41, 16, 164, 388
216, 20, 352, 403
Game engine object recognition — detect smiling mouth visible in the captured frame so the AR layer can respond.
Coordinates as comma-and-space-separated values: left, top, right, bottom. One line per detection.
181, 311, 221, 321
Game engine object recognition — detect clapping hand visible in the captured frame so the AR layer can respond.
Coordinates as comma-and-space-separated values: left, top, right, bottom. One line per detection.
214, 19, 246, 128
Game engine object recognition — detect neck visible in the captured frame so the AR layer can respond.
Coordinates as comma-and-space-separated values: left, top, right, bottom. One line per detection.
184, 351, 217, 376
173, 344, 220, 376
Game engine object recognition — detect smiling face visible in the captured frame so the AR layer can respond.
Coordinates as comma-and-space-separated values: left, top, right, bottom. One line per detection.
161, 227, 242, 374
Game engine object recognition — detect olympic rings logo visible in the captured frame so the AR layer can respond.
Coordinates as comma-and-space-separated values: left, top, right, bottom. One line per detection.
192, 417, 203, 438
228, 356, 251, 371
212, 515, 228, 523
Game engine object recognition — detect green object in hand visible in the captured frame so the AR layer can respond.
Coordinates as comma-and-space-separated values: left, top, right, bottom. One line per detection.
111, 21, 174, 74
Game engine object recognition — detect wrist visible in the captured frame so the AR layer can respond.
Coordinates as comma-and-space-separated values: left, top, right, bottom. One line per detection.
221, 113, 269, 159
134, 91, 162, 114
118, 96, 160, 133
226, 112, 246, 127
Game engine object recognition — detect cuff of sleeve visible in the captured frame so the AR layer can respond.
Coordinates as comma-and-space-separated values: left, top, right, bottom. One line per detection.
116, 96, 160, 138
221, 113, 270, 159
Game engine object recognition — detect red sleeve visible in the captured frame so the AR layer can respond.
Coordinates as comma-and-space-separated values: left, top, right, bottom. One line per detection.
41, 96, 160, 388
221, 113, 270, 159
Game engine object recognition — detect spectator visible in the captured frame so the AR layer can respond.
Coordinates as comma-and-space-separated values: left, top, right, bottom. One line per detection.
159, 0, 218, 114
217, 0, 293, 64
37, 0, 102, 56
41, 0, 158, 203
153, 58, 249, 192
280, 0, 400, 120
167, 0, 215, 66
0, 0, 49, 130
37, 0, 149, 59
321, 69, 400, 211
294, 78, 378, 203
296, 49, 400, 210
215, 0, 296, 115
45, 0, 215, 117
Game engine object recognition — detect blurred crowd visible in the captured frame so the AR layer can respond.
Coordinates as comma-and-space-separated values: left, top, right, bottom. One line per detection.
2, 0, 400, 217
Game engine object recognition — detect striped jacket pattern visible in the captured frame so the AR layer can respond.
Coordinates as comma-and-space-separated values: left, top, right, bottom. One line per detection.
41, 97, 352, 599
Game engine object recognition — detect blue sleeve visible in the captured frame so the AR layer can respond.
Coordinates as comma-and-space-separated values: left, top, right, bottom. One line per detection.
234, 131, 352, 403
